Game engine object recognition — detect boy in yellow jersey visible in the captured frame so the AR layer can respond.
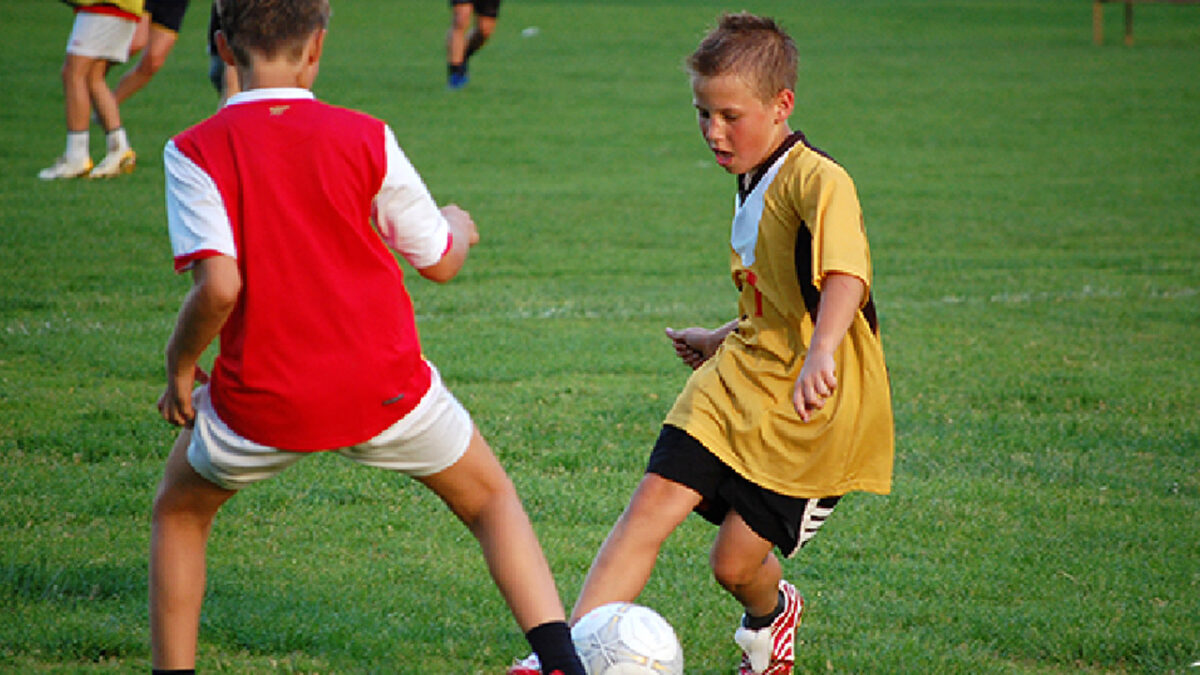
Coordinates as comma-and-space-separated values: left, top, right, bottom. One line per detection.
510, 11, 893, 675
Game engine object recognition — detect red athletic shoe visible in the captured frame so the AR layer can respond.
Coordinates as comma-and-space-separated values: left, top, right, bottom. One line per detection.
733, 579, 803, 674
507, 653, 541, 675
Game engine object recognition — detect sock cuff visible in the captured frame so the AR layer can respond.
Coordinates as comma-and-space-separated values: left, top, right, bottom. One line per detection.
743, 589, 786, 630
525, 620, 583, 675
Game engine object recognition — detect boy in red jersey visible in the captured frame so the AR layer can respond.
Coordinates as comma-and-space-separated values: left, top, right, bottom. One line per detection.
510, 13, 893, 675
148, 2, 584, 674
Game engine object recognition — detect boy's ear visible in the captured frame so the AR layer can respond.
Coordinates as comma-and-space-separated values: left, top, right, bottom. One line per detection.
306, 29, 326, 66
214, 30, 237, 67
774, 88, 795, 124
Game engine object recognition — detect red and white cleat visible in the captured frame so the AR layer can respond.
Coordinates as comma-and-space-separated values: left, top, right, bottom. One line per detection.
734, 579, 803, 674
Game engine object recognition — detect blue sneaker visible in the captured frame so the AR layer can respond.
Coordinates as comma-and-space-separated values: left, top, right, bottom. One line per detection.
448, 71, 469, 89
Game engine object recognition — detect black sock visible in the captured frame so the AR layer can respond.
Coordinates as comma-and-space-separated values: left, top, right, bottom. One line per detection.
465, 33, 485, 59
743, 590, 785, 630
525, 621, 586, 675
152, 670, 195, 675
448, 63, 467, 77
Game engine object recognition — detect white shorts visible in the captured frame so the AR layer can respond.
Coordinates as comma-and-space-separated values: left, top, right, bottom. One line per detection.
187, 366, 473, 490
67, 12, 137, 62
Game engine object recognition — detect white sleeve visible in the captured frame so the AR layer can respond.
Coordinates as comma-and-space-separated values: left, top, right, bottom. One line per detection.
372, 125, 451, 269
164, 139, 237, 271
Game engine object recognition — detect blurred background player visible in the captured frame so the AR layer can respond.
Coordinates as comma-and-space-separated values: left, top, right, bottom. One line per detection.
446, 0, 501, 89
206, 2, 239, 105
112, 0, 193, 104
39, 0, 144, 180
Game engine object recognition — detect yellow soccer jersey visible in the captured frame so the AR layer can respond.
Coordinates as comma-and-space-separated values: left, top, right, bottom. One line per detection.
665, 132, 894, 498
66, 0, 146, 16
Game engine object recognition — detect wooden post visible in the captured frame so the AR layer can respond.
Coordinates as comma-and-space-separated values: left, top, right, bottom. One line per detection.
1124, 1, 1136, 45
1093, 0, 1105, 44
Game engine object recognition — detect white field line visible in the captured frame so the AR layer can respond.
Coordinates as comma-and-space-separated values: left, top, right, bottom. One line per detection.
414, 285, 1200, 321
6, 286, 1196, 334
913, 285, 1198, 308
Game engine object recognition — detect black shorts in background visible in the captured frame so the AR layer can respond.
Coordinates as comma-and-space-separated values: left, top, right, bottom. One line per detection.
450, 0, 501, 19
147, 0, 190, 33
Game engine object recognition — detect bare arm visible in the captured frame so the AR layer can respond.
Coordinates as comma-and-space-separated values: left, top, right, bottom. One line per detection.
157, 255, 241, 427
665, 319, 739, 370
416, 204, 479, 283
793, 272, 865, 421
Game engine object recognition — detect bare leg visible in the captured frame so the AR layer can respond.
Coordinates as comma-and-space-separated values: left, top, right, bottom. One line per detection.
86, 59, 121, 133
464, 15, 496, 59
127, 11, 150, 58
62, 54, 94, 133
149, 430, 237, 670
416, 427, 566, 631
445, 3, 473, 66
115, 24, 178, 104
710, 511, 781, 617
568, 473, 701, 623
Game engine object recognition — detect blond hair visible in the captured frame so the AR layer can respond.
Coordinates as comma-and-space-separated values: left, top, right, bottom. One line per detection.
686, 13, 798, 103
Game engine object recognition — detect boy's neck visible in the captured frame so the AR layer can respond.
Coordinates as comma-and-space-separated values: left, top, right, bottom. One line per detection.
740, 127, 799, 195
235, 30, 325, 93
236, 58, 314, 91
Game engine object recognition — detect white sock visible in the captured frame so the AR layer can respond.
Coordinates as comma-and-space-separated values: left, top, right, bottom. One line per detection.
66, 132, 90, 162
106, 127, 129, 154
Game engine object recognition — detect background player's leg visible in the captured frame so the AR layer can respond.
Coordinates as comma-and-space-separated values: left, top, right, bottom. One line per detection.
464, 15, 496, 60
115, 24, 179, 103
445, 3, 473, 87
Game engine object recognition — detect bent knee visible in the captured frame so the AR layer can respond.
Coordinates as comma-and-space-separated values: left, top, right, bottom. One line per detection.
138, 54, 168, 75
710, 550, 761, 590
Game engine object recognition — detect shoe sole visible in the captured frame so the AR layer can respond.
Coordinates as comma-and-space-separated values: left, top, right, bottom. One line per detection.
38, 159, 94, 180
90, 154, 136, 179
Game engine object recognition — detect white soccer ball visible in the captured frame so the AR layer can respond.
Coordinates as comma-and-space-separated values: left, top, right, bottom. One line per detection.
571, 602, 684, 675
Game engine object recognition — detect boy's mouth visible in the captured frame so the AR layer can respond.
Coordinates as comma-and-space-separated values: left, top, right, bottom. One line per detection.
712, 149, 733, 168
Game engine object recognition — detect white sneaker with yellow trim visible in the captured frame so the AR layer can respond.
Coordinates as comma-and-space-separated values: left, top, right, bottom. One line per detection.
38, 155, 93, 180
89, 148, 136, 178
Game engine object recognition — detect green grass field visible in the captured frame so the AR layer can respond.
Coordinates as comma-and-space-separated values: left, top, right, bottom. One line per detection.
2, 0, 1198, 672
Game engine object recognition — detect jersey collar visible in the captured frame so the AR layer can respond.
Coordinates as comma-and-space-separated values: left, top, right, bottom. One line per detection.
223, 88, 316, 107
737, 130, 806, 204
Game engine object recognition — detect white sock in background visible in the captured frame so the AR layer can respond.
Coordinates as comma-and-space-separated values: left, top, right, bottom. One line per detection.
66, 131, 90, 162
106, 127, 130, 154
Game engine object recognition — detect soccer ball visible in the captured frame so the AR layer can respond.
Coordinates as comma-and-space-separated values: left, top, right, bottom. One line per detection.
571, 602, 684, 675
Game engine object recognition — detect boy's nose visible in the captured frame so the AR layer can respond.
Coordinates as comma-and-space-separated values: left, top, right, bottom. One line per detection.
704, 120, 724, 143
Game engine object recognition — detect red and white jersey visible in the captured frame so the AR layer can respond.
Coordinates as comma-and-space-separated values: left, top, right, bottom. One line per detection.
165, 88, 451, 451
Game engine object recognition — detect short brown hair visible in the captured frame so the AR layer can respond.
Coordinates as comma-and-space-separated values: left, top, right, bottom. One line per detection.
217, 0, 331, 65
686, 13, 798, 103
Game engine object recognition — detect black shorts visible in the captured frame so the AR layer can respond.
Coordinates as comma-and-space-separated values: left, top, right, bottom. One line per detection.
450, 0, 501, 19
647, 425, 840, 558
146, 0, 190, 33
